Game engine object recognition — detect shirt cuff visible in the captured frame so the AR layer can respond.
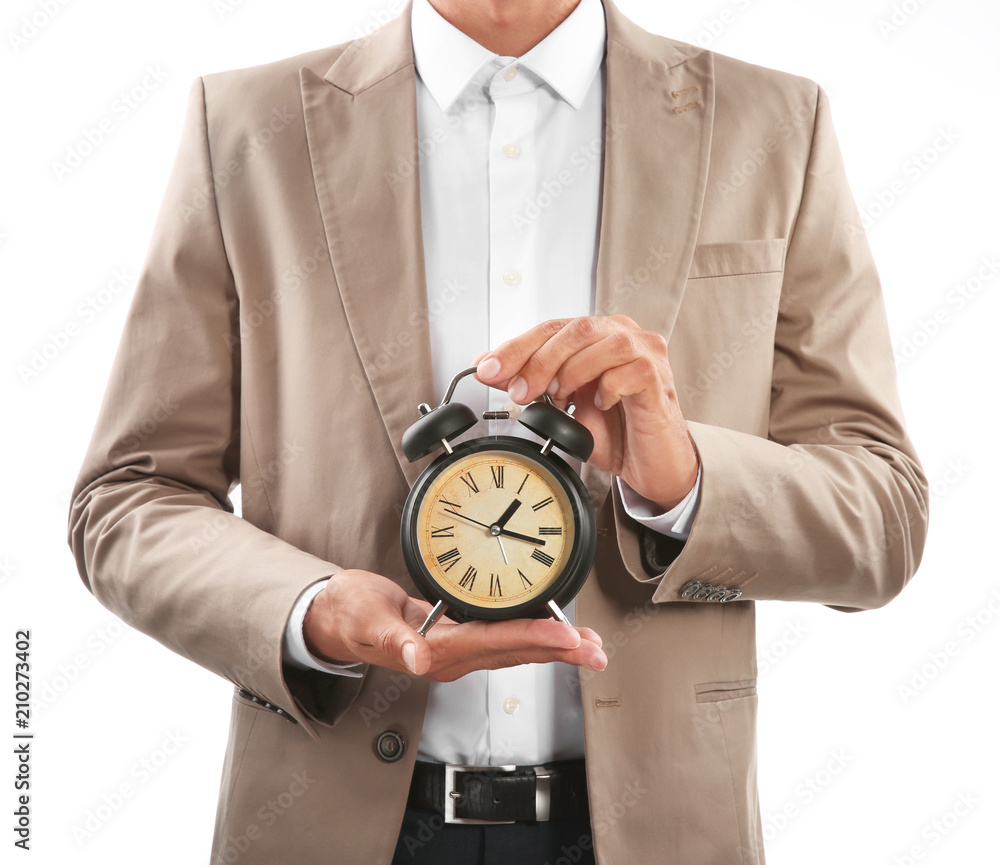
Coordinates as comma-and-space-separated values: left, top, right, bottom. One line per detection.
616, 468, 702, 541
282, 578, 365, 677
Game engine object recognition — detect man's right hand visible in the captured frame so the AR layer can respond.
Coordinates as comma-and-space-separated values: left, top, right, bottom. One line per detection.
302, 570, 607, 680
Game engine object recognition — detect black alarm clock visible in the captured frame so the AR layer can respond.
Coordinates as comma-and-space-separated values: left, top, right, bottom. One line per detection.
400, 367, 598, 635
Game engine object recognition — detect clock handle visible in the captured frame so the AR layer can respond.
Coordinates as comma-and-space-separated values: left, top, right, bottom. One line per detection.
546, 600, 572, 627
417, 600, 449, 636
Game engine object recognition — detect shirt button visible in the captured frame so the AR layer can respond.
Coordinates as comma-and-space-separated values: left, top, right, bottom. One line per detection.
503, 697, 520, 714
503, 270, 521, 286
502, 143, 520, 159
504, 66, 518, 81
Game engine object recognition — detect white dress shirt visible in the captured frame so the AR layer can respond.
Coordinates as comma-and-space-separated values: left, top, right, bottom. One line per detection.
282, 0, 701, 766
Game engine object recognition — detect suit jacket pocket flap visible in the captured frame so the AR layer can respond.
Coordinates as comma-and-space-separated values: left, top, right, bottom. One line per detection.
688, 238, 786, 280
694, 679, 757, 702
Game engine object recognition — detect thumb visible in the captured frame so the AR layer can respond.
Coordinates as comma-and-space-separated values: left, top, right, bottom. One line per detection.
360, 608, 430, 676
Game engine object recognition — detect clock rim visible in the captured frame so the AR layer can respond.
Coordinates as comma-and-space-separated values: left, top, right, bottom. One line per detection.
400, 436, 597, 622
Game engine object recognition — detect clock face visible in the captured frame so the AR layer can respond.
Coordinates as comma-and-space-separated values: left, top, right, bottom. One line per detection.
401, 437, 595, 620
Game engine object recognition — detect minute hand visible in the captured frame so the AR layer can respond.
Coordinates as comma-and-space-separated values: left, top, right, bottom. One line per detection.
443, 509, 546, 547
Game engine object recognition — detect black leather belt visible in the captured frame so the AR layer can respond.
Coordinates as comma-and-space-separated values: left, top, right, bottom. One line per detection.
408, 759, 588, 824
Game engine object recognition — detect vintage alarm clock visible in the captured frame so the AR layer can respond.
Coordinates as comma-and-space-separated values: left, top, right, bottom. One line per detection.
400, 366, 598, 635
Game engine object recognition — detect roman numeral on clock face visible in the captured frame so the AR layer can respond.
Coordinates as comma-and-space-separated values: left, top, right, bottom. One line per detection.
459, 566, 477, 590
437, 548, 461, 571
518, 569, 533, 589
538, 526, 562, 535
431, 525, 455, 538
532, 497, 554, 512
490, 465, 504, 488
460, 472, 479, 495
531, 549, 556, 568
489, 573, 503, 597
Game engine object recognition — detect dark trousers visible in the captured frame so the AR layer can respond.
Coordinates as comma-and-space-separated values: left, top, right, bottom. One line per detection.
392, 806, 597, 865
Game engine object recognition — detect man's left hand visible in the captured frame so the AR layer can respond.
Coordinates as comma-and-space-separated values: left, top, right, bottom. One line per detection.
475, 315, 699, 511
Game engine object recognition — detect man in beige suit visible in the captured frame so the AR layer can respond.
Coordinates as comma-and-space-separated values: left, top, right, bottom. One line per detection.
68, 0, 928, 862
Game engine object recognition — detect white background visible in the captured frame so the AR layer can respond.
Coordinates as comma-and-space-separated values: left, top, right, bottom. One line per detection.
1, 0, 998, 862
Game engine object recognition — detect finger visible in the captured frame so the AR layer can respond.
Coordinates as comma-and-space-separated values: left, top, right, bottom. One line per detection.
594, 356, 670, 413
427, 616, 582, 666
494, 318, 643, 405
432, 638, 608, 681
547, 329, 667, 404
474, 318, 573, 392
575, 626, 603, 648
320, 580, 431, 675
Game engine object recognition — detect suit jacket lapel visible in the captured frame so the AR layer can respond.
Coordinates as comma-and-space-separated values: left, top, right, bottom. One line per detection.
300, 0, 715, 503
300, 5, 432, 489
583, 0, 715, 506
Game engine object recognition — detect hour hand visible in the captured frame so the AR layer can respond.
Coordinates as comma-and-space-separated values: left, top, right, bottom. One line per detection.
493, 499, 522, 530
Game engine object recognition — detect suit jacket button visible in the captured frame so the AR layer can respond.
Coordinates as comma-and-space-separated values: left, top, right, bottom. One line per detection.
375, 730, 406, 763
679, 579, 702, 598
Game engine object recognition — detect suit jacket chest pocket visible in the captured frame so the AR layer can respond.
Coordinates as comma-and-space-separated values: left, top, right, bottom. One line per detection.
670, 238, 787, 435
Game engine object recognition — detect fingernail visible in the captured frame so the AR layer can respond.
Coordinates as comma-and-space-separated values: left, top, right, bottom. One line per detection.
402, 642, 417, 674
546, 377, 560, 396
593, 392, 604, 409
589, 650, 608, 671
477, 356, 501, 380
508, 377, 527, 402
561, 631, 582, 649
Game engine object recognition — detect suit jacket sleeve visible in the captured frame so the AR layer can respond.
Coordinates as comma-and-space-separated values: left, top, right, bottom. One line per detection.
613, 85, 929, 610
66, 78, 365, 739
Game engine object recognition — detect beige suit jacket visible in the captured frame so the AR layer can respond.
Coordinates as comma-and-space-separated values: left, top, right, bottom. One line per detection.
67, 1, 928, 862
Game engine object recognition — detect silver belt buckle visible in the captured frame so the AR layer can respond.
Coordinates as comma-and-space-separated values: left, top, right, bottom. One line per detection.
443, 763, 550, 824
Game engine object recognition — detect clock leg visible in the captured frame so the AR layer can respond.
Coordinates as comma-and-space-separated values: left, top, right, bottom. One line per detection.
417, 600, 449, 636
546, 600, 571, 627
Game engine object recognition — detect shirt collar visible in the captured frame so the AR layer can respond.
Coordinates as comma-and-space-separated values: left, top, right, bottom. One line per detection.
410, 0, 606, 112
